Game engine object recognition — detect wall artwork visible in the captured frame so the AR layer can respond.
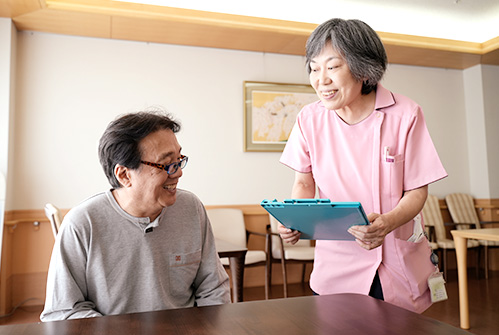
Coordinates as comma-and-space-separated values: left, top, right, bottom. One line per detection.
243, 81, 317, 152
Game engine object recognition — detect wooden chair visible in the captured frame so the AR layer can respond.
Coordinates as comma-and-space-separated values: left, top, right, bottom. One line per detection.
421, 207, 440, 252
445, 193, 499, 279
44, 203, 63, 238
267, 215, 314, 298
422, 195, 479, 279
206, 208, 270, 300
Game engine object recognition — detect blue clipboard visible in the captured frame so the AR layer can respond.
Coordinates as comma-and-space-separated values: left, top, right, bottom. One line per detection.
261, 199, 369, 240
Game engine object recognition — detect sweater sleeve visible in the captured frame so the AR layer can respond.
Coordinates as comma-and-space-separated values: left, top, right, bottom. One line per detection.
40, 218, 102, 321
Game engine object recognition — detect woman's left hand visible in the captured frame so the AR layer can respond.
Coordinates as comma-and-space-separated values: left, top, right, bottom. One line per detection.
347, 213, 392, 250
348, 186, 429, 250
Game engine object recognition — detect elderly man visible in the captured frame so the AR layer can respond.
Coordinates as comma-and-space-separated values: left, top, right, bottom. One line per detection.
41, 111, 230, 321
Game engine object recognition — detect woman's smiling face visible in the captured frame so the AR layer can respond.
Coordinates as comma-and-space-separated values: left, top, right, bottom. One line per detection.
309, 43, 364, 113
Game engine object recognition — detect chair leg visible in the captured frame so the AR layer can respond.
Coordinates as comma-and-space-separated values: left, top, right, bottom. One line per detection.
266, 263, 272, 299
442, 249, 447, 280
281, 258, 288, 298
484, 245, 489, 280
301, 264, 306, 283
264, 263, 269, 300
435, 249, 442, 272
266, 233, 272, 299
438, 249, 443, 273
265, 249, 272, 300
476, 247, 480, 279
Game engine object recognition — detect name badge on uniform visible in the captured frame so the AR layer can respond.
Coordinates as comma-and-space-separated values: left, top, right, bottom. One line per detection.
428, 269, 448, 303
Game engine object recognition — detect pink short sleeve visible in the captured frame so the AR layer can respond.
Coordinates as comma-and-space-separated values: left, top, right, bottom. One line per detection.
280, 112, 312, 173
403, 107, 447, 190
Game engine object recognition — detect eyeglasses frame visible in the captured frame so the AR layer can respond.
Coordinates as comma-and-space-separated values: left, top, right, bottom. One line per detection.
140, 155, 188, 175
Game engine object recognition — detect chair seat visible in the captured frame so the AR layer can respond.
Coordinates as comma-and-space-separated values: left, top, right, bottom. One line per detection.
283, 247, 315, 260
437, 239, 480, 249
208, 207, 270, 300
479, 239, 499, 247
267, 215, 315, 298
220, 250, 266, 266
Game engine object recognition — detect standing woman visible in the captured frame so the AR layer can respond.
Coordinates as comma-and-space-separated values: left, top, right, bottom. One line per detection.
278, 18, 447, 313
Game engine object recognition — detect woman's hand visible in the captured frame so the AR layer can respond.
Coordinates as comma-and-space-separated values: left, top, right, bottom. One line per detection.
278, 171, 314, 245
278, 223, 302, 245
348, 213, 392, 250
348, 186, 429, 250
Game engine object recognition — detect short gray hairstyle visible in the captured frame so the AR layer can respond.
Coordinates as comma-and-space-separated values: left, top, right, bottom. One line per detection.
305, 18, 387, 95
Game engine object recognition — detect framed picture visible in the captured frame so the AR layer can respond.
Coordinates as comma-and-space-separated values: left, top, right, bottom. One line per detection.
243, 81, 317, 152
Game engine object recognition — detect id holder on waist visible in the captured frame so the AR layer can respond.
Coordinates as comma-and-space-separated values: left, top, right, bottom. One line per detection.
428, 253, 448, 303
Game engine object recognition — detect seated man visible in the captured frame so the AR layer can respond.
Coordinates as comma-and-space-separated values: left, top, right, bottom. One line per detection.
41, 111, 230, 321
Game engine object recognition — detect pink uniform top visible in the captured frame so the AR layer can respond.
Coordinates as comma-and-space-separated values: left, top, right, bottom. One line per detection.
280, 84, 447, 313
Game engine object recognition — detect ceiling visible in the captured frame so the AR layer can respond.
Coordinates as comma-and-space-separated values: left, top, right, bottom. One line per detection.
0, 0, 498, 69
122, 0, 499, 43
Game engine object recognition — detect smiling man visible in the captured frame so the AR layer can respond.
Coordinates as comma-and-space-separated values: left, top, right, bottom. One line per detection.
41, 111, 230, 321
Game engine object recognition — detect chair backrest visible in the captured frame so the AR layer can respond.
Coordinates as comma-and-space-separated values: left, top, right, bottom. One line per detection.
206, 208, 247, 248
44, 203, 63, 238
269, 215, 311, 258
445, 193, 480, 229
421, 194, 447, 241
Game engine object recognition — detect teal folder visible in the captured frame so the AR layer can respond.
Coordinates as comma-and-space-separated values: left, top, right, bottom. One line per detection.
261, 199, 369, 240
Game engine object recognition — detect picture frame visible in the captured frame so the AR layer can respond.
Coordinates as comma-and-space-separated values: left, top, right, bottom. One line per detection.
243, 81, 317, 152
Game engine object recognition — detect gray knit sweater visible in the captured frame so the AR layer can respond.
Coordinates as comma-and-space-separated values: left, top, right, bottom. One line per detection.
41, 189, 230, 321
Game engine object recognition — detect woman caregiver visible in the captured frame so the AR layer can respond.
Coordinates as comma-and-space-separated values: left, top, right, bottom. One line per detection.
278, 18, 447, 313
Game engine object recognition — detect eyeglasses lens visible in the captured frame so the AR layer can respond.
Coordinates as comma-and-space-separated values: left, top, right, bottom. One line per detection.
166, 156, 188, 175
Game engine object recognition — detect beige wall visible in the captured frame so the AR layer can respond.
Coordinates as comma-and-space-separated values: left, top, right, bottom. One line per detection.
483, 65, 499, 198
0, 18, 16, 271
462, 65, 499, 199
4, 29, 494, 211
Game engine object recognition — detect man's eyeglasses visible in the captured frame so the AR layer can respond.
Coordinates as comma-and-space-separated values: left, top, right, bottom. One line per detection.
140, 155, 188, 175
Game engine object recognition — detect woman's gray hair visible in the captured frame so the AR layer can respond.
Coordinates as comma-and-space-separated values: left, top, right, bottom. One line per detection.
305, 18, 387, 95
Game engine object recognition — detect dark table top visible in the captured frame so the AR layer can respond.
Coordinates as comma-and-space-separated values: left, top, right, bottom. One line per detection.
0, 294, 469, 335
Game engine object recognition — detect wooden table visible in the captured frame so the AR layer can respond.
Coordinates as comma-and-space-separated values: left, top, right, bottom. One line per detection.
0, 294, 468, 335
451, 228, 499, 329
215, 239, 247, 303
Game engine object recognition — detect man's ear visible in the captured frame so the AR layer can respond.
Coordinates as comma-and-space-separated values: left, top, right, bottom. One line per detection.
114, 164, 132, 188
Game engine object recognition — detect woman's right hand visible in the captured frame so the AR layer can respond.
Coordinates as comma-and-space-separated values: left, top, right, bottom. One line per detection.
277, 171, 313, 245
278, 223, 302, 245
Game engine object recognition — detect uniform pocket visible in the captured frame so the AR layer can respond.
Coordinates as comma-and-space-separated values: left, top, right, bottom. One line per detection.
393, 238, 434, 298
169, 250, 201, 295
381, 153, 404, 208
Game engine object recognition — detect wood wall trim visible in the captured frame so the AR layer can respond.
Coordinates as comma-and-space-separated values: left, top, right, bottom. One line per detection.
4, 209, 69, 226
204, 204, 268, 215
4, 199, 498, 225
376, 31, 482, 54
475, 198, 499, 207
482, 36, 499, 54
3, 205, 266, 226
0, 0, 497, 69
